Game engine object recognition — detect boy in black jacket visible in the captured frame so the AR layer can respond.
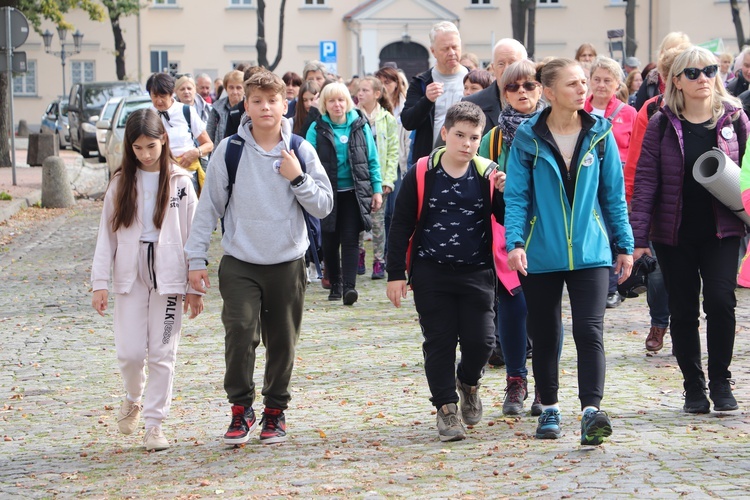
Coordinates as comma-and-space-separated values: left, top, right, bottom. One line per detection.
386, 101, 505, 442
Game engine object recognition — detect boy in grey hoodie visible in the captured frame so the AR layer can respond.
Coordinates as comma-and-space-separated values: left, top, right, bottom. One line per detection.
186, 71, 333, 445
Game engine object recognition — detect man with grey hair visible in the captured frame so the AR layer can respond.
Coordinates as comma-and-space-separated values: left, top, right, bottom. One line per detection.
195, 73, 214, 105
302, 60, 328, 87
401, 21, 468, 163
463, 38, 528, 135
727, 47, 750, 97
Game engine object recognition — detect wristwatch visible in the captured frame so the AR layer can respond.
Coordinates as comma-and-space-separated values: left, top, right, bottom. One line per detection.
290, 173, 306, 187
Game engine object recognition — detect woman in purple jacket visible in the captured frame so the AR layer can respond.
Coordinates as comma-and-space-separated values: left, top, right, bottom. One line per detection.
631, 46, 749, 414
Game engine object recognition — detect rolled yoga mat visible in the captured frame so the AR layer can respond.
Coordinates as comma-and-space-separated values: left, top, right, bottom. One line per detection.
692, 147, 750, 226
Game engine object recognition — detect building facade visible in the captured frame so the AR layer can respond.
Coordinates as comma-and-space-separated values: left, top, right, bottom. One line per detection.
10, 0, 749, 129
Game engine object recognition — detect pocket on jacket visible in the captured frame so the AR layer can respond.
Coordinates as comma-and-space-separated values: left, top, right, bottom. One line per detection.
156, 243, 188, 287
230, 218, 301, 259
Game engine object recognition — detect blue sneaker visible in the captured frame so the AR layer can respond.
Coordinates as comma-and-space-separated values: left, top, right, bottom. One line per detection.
580, 408, 612, 446
535, 408, 561, 439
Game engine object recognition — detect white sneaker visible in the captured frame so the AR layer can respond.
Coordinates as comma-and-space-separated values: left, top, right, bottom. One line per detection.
308, 263, 321, 283
143, 427, 170, 451
117, 398, 142, 435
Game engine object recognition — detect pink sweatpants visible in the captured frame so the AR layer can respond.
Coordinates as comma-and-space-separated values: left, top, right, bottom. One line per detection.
113, 242, 182, 429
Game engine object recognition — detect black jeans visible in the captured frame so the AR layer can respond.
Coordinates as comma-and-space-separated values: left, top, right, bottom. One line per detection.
654, 236, 739, 387
521, 267, 609, 409
411, 258, 496, 408
322, 191, 364, 289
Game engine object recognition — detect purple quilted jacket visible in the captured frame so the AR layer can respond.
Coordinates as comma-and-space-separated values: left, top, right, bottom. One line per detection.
630, 103, 749, 247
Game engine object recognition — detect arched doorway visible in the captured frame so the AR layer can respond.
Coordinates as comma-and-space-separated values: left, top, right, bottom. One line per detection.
379, 41, 429, 80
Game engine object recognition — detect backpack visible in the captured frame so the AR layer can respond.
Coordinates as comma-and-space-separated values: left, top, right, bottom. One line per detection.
182, 104, 208, 170
223, 133, 323, 278
488, 126, 503, 163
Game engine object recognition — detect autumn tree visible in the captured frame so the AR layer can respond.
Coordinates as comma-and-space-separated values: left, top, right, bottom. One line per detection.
100, 0, 140, 81
0, 0, 103, 167
256, 0, 287, 71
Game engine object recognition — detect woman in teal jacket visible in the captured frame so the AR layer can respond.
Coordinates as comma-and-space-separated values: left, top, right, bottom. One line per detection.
504, 58, 633, 446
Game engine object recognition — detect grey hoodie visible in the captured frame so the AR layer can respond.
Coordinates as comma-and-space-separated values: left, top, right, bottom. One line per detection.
185, 116, 333, 269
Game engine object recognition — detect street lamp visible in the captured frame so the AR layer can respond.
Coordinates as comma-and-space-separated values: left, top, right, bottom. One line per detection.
42, 27, 84, 99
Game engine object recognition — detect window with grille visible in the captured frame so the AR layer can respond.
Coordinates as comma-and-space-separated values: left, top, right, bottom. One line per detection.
13, 60, 36, 95
71, 61, 95, 84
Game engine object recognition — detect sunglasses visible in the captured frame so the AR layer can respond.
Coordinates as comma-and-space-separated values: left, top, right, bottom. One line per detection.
681, 65, 718, 80
504, 81, 540, 93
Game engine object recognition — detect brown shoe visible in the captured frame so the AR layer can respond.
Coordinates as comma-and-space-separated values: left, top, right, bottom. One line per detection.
645, 326, 667, 352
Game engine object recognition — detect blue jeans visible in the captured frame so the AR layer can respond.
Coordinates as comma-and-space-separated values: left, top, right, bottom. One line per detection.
495, 287, 528, 378
647, 243, 670, 328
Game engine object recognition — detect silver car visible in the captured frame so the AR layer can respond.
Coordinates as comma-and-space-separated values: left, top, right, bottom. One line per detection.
96, 95, 152, 176
96, 97, 122, 161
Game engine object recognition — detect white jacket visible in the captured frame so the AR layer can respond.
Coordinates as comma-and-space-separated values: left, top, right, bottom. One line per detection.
91, 166, 199, 295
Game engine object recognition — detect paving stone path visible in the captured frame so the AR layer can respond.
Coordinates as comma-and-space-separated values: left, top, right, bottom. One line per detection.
1, 202, 750, 498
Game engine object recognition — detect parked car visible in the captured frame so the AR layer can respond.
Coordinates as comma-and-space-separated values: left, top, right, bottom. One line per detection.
40, 98, 71, 150
96, 97, 122, 162
97, 94, 152, 176
68, 81, 144, 158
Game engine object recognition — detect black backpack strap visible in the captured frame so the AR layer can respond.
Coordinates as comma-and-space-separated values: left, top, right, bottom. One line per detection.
182, 104, 192, 136
289, 133, 307, 173
289, 133, 323, 279
224, 134, 244, 211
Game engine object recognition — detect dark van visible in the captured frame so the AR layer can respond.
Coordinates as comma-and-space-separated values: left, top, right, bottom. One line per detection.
68, 81, 144, 157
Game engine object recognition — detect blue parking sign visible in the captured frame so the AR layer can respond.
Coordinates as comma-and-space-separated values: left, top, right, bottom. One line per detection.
320, 41, 337, 63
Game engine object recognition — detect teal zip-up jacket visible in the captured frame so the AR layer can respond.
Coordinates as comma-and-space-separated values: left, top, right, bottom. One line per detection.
504, 109, 633, 273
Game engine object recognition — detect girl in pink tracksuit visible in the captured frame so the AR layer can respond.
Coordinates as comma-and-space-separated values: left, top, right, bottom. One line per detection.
91, 108, 203, 452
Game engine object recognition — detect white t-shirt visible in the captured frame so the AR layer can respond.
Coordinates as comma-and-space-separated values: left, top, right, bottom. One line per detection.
139, 169, 161, 242
590, 107, 606, 117
152, 100, 206, 157
432, 66, 468, 147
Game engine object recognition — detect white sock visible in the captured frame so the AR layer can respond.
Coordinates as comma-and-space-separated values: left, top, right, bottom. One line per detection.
540, 404, 559, 411
582, 405, 598, 414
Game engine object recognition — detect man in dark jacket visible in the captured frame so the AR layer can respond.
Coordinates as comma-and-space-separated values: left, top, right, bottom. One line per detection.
463, 38, 527, 135
726, 48, 750, 97
401, 21, 468, 164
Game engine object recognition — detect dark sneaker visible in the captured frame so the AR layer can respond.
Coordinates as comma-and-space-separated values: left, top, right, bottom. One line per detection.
436, 403, 466, 442
709, 379, 739, 411
535, 408, 561, 439
487, 350, 505, 367
530, 386, 543, 416
456, 379, 482, 425
580, 409, 613, 446
371, 261, 385, 280
328, 282, 342, 301
606, 293, 623, 308
683, 384, 710, 414
224, 405, 257, 445
343, 286, 359, 306
502, 376, 528, 416
357, 249, 366, 275
259, 408, 287, 444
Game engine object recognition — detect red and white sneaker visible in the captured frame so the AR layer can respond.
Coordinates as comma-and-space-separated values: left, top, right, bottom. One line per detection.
259, 408, 287, 444
223, 405, 257, 445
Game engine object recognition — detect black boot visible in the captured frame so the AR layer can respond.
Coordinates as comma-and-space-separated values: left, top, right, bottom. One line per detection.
708, 378, 738, 411
342, 283, 358, 306
328, 281, 342, 301
683, 379, 710, 414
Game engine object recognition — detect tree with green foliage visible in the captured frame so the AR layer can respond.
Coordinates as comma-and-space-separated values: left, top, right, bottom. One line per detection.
100, 0, 140, 81
0, 0, 104, 167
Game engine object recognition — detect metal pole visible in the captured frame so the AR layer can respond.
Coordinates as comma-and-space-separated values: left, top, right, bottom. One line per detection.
6, 7, 17, 185
60, 45, 66, 98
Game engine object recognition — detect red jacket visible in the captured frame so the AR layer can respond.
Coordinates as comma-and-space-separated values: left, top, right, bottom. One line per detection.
623, 95, 662, 204
584, 94, 637, 164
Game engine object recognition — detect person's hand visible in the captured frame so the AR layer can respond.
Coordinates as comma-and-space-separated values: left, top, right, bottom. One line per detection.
383, 186, 393, 195
279, 149, 303, 181
184, 293, 204, 319
425, 82, 444, 102
507, 248, 528, 276
179, 148, 200, 168
615, 254, 634, 284
632, 247, 651, 261
92, 289, 108, 316
386, 280, 407, 307
189, 269, 210, 293
372, 192, 383, 212
494, 170, 506, 192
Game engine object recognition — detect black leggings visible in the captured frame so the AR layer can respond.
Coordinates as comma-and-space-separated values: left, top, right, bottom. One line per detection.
521, 267, 609, 409
654, 236, 739, 387
322, 191, 364, 288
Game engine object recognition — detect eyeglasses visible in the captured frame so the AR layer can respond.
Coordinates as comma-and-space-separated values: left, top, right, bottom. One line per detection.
681, 65, 718, 81
504, 81, 540, 93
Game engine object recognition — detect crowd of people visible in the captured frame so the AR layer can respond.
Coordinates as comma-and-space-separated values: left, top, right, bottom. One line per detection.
90, 20, 750, 450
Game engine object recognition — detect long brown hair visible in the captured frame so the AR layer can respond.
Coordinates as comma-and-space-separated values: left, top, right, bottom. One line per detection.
293, 80, 320, 135
359, 76, 393, 114
110, 108, 174, 232
374, 66, 406, 110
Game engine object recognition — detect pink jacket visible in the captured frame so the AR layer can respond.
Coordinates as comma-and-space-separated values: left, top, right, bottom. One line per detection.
584, 94, 637, 163
91, 166, 198, 295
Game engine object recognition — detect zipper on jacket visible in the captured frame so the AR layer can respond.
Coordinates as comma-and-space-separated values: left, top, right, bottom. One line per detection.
525, 216, 538, 251
559, 183, 574, 270
593, 209, 610, 245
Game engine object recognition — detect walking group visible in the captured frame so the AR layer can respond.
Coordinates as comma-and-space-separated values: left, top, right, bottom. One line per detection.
90, 20, 750, 451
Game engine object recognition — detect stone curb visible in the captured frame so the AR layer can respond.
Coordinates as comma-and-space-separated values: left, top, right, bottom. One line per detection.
0, 189, 42, 224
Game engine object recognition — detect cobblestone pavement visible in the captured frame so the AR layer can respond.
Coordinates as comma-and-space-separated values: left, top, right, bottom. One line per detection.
2, 202, 750, 499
